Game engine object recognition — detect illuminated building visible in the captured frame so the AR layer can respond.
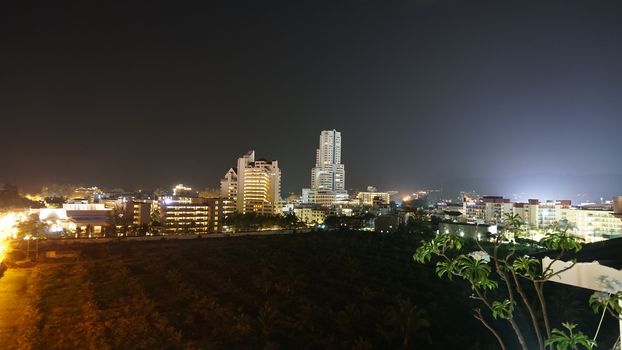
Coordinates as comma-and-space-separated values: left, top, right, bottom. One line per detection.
463, 196, 513, 223
220, 168, 238, 216
173, 184, 194, 196
303, 130, 348, 205
356, 187, 392, 206
512, 199, 571, 228
158, 184, 211, 234
220, 150, 281, 215
160, 184, 202, 205
560, 207, 622, 242
302, 188, 336, 206
293, 208, 327, 225
160, 203, 209, 234
510, 198, 622, 242
311, 130, 345, 192
36, 203, 111, 236
202, 198, 227, 233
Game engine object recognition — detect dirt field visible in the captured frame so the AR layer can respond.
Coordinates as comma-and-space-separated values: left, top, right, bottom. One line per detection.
0, 267, 34, 349
3, 231, 594, 350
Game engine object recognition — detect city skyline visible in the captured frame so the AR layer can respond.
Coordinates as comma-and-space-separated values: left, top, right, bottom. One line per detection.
2, 0, 622, 201
3, 2, 622, 349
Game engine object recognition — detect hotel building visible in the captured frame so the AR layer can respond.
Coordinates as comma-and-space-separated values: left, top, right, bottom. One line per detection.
220, 150, 281, 215
303, 130, 348, 205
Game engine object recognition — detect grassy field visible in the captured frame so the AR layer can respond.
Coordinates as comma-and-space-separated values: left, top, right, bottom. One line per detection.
2, 231, 615, 349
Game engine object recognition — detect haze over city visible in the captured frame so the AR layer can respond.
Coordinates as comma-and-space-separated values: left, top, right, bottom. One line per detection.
2, 0, 622, 201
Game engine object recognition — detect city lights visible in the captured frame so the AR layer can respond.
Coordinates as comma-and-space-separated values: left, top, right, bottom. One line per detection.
0, 211, 26, 263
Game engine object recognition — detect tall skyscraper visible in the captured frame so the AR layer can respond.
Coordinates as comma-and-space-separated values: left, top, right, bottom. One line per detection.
303, 130, 347, 205
220, 150, 281, 215
311, 129, 345, 192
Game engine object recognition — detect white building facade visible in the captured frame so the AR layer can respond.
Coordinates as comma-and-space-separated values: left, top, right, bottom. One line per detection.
303, 130, 347, 205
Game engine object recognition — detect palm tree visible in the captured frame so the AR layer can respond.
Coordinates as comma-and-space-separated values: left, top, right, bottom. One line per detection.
383, 297, 430, 349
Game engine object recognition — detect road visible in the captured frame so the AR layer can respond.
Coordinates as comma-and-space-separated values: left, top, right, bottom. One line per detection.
0, 267, 33, 348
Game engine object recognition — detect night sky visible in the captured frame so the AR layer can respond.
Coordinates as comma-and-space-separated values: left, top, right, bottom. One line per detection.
2, 0, 622, 201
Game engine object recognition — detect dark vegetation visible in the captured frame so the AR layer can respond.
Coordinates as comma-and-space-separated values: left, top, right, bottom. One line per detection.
223, 212, 306, 232
0, 183, 42, 209
7, 230, 613, 349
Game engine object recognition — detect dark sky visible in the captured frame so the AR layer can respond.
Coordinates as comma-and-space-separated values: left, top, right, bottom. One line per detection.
2, 0, 621, 201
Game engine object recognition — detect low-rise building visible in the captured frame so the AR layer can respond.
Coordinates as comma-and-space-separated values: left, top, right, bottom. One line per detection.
293, 208, 327, 225
160, 202, 210, 234
131, 200, 152, 226
513, 198, 622, 242
356, 188, 391, 206
463, 196, 512, 224
37, 203, 112, 236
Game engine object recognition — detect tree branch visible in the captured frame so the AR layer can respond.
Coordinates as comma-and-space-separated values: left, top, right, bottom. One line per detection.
474, 308, 507, 350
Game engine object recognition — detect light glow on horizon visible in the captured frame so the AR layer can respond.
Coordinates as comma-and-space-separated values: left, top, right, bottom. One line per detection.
0, 211, 26, 263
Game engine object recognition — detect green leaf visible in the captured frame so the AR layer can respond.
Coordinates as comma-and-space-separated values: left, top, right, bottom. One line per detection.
512, 256, 539, 279
491, 299, 515, 320
539, 224, 584, 252
545, 323, 596, 350
436, 259, 458, 280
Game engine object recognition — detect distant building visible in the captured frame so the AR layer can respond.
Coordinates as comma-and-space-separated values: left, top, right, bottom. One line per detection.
36, 203, 111, 236
311, 130, 345, 192
512, 198, 622, 242
159, 184, 210, 234
512, 199, 571, 228
463, 196, 513, 224
302, 188, 337, 206
219, 168, 238, 217
356, 187, 391, 206
614, 196, 622, 220
173, 184, 194, 197
293, 208, 327, 225
561, 207, 622, 241
130, 199, 152, 226
439, 222, 497, 240
303, 130, 348, 205
160, 202, 210, 234
203, 197, 227, 233
220, 150, 281, 215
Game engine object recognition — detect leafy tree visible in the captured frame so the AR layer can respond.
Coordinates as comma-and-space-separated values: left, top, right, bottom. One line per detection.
382, 297, 430, 349
413, 213, 595, 350
107, 205, 133, 236
545, 323, 596, 350
40, 184, 79, 198
16, 214, 48, 239
137, 224, 149, 236
223, 212, 305, 232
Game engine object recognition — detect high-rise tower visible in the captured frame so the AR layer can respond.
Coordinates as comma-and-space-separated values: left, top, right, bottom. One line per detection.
303, 130, 347, 205
311, 130, 345, 192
